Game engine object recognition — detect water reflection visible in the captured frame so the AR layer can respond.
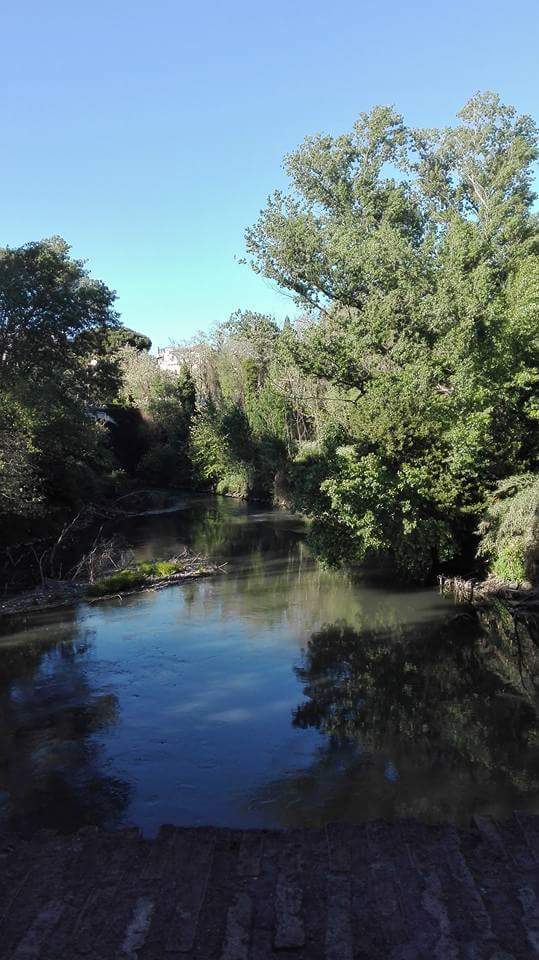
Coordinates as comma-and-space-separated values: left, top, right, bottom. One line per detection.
0, 496, 537, 836
0, 611, 130, 835
253, 617, 539, 824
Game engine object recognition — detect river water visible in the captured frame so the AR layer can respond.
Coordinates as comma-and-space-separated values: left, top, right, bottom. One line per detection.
0, 496, 538, 836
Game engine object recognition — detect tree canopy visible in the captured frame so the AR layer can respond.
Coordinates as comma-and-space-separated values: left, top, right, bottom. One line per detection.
0, 238, 121, 518
239, 92, 539, 579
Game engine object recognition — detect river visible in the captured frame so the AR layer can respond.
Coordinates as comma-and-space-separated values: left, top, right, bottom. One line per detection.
0, 495, 537, 836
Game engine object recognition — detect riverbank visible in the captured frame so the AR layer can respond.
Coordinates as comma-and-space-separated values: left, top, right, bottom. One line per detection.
0, 554, 222, 618
0, 490, 197, 595
439, 573, 535, 601
1, 816, 538, 959
439, 574, 539, 639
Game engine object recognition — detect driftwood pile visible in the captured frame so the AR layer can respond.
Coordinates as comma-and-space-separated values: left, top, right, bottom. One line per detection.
439, 574, 539, 665
0, 544, 224, 618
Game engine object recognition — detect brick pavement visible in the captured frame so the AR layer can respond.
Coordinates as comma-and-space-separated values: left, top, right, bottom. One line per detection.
0, 816, 538, 959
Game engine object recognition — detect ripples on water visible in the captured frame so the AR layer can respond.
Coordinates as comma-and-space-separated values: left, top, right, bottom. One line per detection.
0, 496, 537, 835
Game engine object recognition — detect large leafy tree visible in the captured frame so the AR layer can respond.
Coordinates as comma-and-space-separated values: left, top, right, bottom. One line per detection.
245, 93, 539, 579
0, 237, 120, 396
0, 237, 121, 519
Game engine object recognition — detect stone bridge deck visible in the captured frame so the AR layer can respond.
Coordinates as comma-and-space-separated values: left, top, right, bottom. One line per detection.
1, 816, 538, 959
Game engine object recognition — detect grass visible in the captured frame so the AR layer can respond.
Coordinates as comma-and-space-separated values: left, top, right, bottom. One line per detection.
87, 558, 189, 597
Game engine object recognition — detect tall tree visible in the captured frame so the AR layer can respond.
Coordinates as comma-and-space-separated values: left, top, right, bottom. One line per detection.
244, 94, 538, 579
0, 238, 121, 519
0, 237, 120, 397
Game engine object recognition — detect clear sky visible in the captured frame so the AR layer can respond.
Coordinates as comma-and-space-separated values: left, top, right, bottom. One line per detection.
2, 0, 538, 347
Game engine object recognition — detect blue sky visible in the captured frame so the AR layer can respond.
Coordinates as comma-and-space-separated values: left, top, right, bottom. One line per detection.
2, 0, 538, 347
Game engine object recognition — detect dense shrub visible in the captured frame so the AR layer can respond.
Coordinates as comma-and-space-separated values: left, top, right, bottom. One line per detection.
477, 475, 539, 582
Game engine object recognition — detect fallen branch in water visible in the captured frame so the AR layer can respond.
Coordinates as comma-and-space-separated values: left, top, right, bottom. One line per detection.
86, 563, 227, 602
438, 574, 539, 671
438, 573, 534, 603
69, 534, 133, 584
86, 554, 226, 600
0, 551, 225, 617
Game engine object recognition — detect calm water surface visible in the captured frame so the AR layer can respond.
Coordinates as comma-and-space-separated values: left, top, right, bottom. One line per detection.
1, 496, 538, 835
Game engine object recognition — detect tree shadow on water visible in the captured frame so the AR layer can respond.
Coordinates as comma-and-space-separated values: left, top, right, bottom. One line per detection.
251, 615, 539, 825
0, 612, 131, 837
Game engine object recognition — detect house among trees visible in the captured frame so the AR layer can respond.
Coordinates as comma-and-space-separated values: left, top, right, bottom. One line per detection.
156, 346, 182, 375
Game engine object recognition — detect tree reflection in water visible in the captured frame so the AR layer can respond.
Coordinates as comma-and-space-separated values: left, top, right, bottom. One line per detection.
2, 498, 537, 834
0, 610, 130, 836
254, 616, 539, 825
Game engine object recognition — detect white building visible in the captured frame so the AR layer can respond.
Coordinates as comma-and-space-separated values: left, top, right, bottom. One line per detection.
156, 346, 182, 375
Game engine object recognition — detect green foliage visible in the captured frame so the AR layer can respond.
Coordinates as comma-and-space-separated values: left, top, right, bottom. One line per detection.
191, 402, 253, 498
290, 616, 539, 806
113, 349, 197, 487
3, 93, 537, 586
189, 312, 290, 501
0, 393, 40, 517
104, 326, 152, 353
87, 558, 187, 596
136, 443, 190, 487
477, 474, 539, 581
0, 238, 120, 523
0, 236, 120, 395
242, 92, 539, 579
291, 442, 455, 579
216, 470, 250, 499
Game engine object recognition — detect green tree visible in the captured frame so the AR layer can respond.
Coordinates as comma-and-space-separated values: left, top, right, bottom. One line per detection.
104, 326, 152, 353
477, 474, 539, 581
189, 313, 291, 500
245, 93, 539, 579
114, 347, 197, 486
0, 237, 120, 399
0, 238, 121, 521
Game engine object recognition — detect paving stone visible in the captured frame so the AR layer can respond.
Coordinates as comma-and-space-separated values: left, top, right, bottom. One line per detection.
273, 838, 305, 951
326, 823, 353, 874
443, 825, 496, 957
0, 835, 76, 958
118, 897, 155, 960
496, 819, 538, 876
514, 813, 539, 864
396, 820, 462, 960
463, 828, 534, 960
8, 899, 64, 960
244, 832, 281, 960
421, 869, 460, 960
163, 828, 216, 954
517, 885, 539, 956
141, 824, 178, 881
473, 815, 513, 863
237, 832, 264, 879
220, 891, 252, 960
60, 835, 143, 959
192, 831, 243, 960
325, 873, 352, 960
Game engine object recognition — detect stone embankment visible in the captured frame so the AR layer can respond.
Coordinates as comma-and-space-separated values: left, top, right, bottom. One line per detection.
1, 816, 538, 959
